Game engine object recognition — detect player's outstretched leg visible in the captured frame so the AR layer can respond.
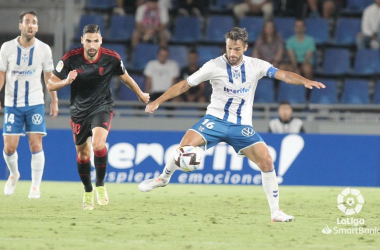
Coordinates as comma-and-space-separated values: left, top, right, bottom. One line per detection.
28, 150, 45, 199
243, 143, 294, 222
138, 154, 177, 192
77, 155, 94, 210
94, 147, 109, 205
3, 151, 20, 196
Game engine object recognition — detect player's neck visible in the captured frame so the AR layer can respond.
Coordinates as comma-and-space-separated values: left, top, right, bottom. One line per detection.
84, 52, 99, 63
18, 36, 35, 48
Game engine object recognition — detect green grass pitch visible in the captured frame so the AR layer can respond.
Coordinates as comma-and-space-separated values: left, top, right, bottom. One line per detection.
0, 181, 379, 250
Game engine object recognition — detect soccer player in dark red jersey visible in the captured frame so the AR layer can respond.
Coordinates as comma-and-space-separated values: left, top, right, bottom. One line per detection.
48, 24, 149, 210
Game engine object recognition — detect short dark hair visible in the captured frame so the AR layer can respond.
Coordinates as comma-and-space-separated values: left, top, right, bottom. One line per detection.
189, 49, 198, 55
158, 46, 169, 53
225, 27, 248, 45
83, 24, 101, 36
279, 101, 291, 107
295, 19, 306, 26
19, 11, 37, 23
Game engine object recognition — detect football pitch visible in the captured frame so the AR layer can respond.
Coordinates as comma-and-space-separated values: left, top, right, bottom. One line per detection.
1, 181, 379, 250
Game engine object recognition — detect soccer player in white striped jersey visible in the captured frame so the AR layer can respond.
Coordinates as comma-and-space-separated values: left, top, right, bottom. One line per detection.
0, 11, 58, 198
139, 27, 325, 222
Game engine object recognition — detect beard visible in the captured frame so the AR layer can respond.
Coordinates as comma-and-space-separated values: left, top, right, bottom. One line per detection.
228, 55, 242, 64
22, 30, 35, 41
86, 48, 98, 58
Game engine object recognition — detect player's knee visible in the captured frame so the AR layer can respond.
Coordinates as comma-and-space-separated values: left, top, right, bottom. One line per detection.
3, 144, 17, 155
258, 154, 273, 172
92, 141, 106, 151
77, 151, 90, 161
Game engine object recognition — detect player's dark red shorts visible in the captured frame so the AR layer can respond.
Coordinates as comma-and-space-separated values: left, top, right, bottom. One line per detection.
69, 111, 113, 145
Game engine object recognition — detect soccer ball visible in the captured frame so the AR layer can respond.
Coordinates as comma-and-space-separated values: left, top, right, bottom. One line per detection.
174, 146, 203, 172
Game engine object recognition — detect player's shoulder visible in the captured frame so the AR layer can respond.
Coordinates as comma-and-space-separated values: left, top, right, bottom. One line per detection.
35, 38, 51, 49
1, 38, 17, 50
62, 47, 83, 61
245, 56, 270, 66
101, 47, 121, 60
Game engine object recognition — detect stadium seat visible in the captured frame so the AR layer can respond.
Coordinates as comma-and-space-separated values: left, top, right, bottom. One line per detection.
197, 46, 222, 66
309, 79, 338, 104
277, 81, 306, 104
169, 46, 188, 69
86, 0, 116, 10
107, 15, 135, 42
305, 18, 329, 45
69, 43, 82, 51
130, 43, 159, 71
374, 81, 380, 104
341, 79, 370, 104
76, 14, 104, 39
317, 48, 350, 76
255, 78, 275, 103
351, 49, 380, 76
344, 0, 373, 14
239, 17, 264, 43
171, 17, 202, 43
117, 74, 145, 101
208, 0, 238, 12
274, 17, 296, 40
245, 46, 253, 57
204, 16, 235, 43
332, 18, 361, 46
102, 44, 127, 64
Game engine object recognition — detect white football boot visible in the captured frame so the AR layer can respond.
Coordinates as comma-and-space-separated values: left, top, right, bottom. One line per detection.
28, 186, 41, 199
138, 175, 170, 192
271, 209, 294, 222
4, 172, 20, 196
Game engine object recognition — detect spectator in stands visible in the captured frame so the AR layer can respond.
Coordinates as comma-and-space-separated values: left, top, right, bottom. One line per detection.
144, 47, 180, 101
114, 0, 172, 14
253, 20, 285, 69
132, 0, 169, 49
269, 101, 304, 133
357, 0, 380, 49
273, 0, 306, 18
286, 19, 315, 80
233, 0, 273, 21
178, 0, 205, 17
174, 50, 207, 103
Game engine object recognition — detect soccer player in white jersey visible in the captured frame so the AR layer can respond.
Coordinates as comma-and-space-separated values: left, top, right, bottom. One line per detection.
0, 11, 58, 198
140, 27, 325, 222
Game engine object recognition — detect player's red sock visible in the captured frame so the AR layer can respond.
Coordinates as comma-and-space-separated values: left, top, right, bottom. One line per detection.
94, 147, 107, 187
77, 156, 92, 192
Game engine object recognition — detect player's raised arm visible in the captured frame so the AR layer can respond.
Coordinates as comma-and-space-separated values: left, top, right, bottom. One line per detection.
274, 69, 325, 89
47, 70, 77, 91
145, 80, 191, 114
44, 71, 59, 119
119, 72, 150, 104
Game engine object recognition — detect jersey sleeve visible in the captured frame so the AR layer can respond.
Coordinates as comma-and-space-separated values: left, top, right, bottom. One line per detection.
253, 58, 273, 79
0, 44, 8, 72
114, 57, 126, 76
52, 57, 71, 80
43, 45, 54, 72
187, 60, 215, 87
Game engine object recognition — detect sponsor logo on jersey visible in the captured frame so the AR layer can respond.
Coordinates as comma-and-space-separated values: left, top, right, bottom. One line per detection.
12, 70, 36, 75
241, 127, 255, 137
224, 86, 250, 95
31, 114, 43, 125
56, 60, 64, 73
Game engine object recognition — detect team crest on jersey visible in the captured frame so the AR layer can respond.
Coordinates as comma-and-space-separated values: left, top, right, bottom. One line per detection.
233, 69, 240, 79
99, 67, 104, 76
56, 61, 64, 73
21, 54, 28, 62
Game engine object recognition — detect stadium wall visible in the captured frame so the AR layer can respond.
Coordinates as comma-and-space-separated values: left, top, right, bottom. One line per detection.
1, 129, 379, 187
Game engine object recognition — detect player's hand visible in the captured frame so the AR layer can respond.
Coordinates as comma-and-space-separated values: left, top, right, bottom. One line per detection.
138, 92, 150, 104
67, 70, 78, 84
304, 80, 326, 90
50, 100, 59, 119
145, 101, 159, 114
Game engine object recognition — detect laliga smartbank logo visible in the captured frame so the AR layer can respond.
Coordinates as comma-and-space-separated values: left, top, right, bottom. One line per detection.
322, 188, 379, 235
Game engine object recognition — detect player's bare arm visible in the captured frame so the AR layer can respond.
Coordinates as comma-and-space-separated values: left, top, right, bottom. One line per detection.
0, 70, 5, 109
119, 72, 150, 103
145, 80, 191, 114
274, 69, 325, 89
47, 70, 77, 91
44, 71, 59, 119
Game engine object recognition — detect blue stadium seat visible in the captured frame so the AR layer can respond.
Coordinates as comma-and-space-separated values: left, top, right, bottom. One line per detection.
197, 46, 222, 66
255, 78, 275, 103
305, 18, 329, 45
209, 0, 238, 12
277, 81, 306, 104
171, 17, 202, 43
318, 48, 350, 76
102, 44, 127, 64
274, 17, 295, 40
351, 49, 380, 76
309, 79, 338, 104
69, 43, 82, 51
130, 44, 159, 71
239, 17, 264, 43
204, 16, 235, 43
341, 79, 370, 104
86, 0, 116, 10
107, 15, 135, 42
169, 46, 188, 69
333, 18, 361, 46
344, 0, 373, 14
245, 46, 253, 57
117, 74, 145, 101
76, 14, 104, 39
374, 81, 380, 104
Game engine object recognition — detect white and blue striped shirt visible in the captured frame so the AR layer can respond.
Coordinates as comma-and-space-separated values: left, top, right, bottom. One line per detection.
0, 37, 53, 107
187, 54, 273, 126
